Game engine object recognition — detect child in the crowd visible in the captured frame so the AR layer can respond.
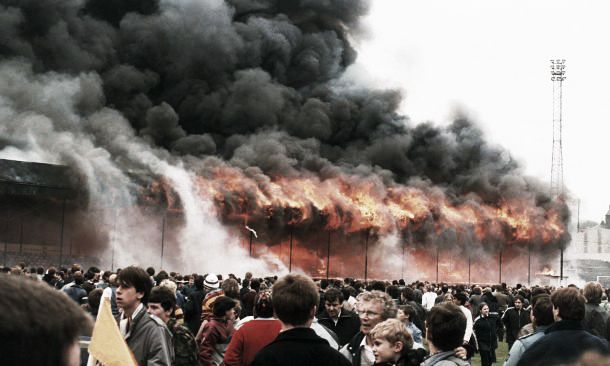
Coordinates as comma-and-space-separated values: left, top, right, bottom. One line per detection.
370, 319, 427, 366
397, 304, 423, 345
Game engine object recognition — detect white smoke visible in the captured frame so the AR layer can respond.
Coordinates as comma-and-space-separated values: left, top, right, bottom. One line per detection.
0, 59, 281, 275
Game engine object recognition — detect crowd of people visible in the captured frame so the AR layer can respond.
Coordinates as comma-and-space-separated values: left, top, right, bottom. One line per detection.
2, 262, 610, 365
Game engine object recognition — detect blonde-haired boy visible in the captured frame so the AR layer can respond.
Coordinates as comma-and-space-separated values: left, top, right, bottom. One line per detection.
370, 319, 420, 365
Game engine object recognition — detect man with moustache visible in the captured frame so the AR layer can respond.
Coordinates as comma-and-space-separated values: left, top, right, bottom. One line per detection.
116, 266, 174, 366
341, 290, 397, 365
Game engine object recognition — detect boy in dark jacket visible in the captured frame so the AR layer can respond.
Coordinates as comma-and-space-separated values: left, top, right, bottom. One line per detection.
251, 274, 350, 366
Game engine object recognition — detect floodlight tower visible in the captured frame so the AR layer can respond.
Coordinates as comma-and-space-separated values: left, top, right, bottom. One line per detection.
550, 59, 566, 283
550, 59, 566, 198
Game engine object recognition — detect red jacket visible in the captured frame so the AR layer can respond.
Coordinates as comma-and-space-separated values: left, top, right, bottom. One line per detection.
198, 317, 234, 366
224, 319, 282, 366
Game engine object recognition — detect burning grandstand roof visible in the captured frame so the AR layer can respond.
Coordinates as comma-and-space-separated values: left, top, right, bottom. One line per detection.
0, 0, 570, 279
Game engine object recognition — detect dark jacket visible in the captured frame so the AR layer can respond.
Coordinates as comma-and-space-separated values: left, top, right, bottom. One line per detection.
583, 303, 610, 341
517, 320, 610, 366
63, 283, 87, 304
374, 348, 428, 366
183, 289, 205, 334
345, 331, 367, 365
317, 308, 361, 346
481, 292, 499, 315
251, 327, 350, 366
502, 307, 530, 345
473, 315, 497, 351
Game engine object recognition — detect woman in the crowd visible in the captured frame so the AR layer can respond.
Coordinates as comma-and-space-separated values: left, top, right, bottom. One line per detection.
198, 296, 237, 366
473, 302, 497, 366
224, 290, 281, 366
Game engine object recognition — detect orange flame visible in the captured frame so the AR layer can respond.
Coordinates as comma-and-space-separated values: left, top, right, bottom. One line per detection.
186, 166, 566, 246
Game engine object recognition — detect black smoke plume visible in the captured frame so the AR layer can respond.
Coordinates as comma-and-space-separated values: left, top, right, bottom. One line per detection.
0, 0, 570, 276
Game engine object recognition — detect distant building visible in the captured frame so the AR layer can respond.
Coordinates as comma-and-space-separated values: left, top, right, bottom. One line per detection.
570, 205, 610, 258
565, 205, 610, 281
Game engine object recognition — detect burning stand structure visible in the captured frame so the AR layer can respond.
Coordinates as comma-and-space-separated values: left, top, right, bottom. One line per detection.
0, 158, 567, 285
0, 1, 571, 280
0, 159, 79, 268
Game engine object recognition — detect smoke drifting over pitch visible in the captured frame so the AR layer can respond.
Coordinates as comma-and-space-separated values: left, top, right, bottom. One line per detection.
0, 0, 569, 279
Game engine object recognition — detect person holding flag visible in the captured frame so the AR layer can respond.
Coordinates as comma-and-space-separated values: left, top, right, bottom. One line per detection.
89, 266, 173, 366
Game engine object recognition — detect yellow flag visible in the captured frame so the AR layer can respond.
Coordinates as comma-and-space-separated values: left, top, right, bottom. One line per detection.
88, 298, 137, 366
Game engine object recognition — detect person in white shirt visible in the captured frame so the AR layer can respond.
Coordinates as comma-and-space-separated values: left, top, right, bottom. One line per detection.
340, 291, 397, 366
453, 292, 474, 345
422, 285, 438, 311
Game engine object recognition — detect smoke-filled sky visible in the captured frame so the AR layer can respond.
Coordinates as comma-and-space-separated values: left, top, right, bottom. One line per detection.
0, 0, 572, 276
355, 0, 610, 224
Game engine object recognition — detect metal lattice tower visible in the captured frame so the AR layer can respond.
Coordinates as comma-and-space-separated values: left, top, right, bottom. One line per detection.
550, 59, 566, 198
550, 59, 566, 284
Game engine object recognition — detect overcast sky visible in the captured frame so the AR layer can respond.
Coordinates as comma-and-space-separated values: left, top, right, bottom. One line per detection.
351, 0, 610, 224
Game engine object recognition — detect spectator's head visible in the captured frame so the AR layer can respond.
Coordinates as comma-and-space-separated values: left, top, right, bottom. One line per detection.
550, 287, 586, 321
73, 271, 84, 286
36, 267, 44, 275
442, 293, 454, 303
426, 303, 466, 352
0, 275, 91, 365
531, 295, 554, 327
250, 279, 261, 292
479, 302, 489, 317
272, 274, 319, 327
159, 279, 177, 295
245, 271, 253, 280
370, 319, 414, 364
156, 270, 169, 283
453, 292, 469, 306
254, 290, 274, 318
371, 281, 386, 292
146, 267, 155, 277
116, 266, 152, 313
101, 270, 111, 283
320, 278, 329, 290
401, 286, 416, 302
583, 282, 603, 305
222, 278, 240, 299
357, 291, 397, 335
514, 295, 525, 310
194, 275, 204, 291
342, 285, 357, 301
212, 296, 237, 320
242, 278, 250, 289
203, 273, 220, 290
397, 304, 416, 324
108, 273, 118, 286
87, 288, 103, 314
147, 286, 176, 323
386, 285, 400, 301
324, 288, 344, 319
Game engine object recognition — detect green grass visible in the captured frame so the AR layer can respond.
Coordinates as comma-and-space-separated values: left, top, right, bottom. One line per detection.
470, 341, 510, 366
